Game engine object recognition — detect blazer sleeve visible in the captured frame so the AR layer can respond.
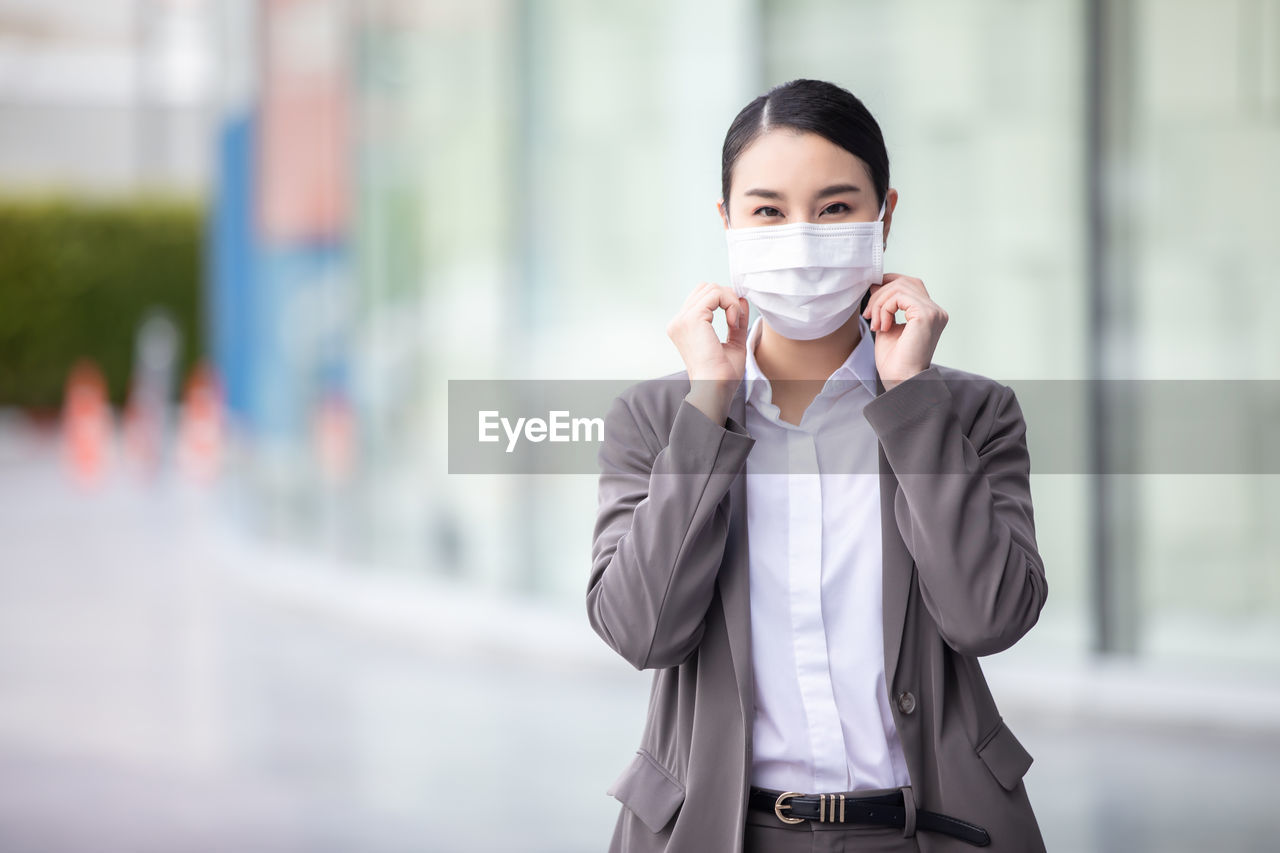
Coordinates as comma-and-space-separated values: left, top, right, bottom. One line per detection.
862, 367, 1048, 657
587, 392, 756, 670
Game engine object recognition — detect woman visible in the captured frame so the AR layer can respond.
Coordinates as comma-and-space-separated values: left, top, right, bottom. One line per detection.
587, 79, 1048, 853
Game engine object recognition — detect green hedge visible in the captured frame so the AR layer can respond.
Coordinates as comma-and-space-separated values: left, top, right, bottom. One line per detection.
0, 194, 205, 410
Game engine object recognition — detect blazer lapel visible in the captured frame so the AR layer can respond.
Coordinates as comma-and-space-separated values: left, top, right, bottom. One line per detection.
718, 379, 754, 729
874, 370, 913, 692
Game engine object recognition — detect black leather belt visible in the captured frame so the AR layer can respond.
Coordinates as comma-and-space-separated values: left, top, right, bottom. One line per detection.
748, 785, 991, 847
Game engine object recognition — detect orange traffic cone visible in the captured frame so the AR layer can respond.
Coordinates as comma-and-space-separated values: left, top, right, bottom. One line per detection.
61, 360, 113, 487
176, 361, 224, 485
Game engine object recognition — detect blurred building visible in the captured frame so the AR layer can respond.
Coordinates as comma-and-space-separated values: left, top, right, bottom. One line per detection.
7, 0, 1270, 673
0, 0, 213, 192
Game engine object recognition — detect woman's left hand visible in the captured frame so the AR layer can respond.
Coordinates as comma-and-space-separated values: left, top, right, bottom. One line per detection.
863, 273, 948, 390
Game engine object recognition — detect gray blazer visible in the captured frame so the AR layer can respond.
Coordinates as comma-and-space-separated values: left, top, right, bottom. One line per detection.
587, 357, 1049, 853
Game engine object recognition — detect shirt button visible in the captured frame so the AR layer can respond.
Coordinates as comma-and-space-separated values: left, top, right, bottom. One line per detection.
897, 691, 917, 715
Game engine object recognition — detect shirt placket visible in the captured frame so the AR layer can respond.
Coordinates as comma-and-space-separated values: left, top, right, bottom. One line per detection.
786, 426, 850, 792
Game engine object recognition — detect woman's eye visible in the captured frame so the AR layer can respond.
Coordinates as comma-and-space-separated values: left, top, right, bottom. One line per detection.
821, 202, 851, 215
755, 206, 782, 217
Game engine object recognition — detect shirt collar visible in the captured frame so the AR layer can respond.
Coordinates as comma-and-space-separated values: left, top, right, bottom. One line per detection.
743, 311, 879, 412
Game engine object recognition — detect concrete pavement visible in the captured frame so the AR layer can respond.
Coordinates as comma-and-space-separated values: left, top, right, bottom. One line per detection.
2, 420, 1279, 852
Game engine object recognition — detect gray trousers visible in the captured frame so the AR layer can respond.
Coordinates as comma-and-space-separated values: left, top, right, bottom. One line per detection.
743, 785, 924, 853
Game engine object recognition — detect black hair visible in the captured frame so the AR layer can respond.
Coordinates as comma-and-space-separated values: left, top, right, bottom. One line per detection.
720, 79, 890, 223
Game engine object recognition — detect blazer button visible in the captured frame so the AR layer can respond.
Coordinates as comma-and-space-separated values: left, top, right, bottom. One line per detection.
897, 691, 917, 715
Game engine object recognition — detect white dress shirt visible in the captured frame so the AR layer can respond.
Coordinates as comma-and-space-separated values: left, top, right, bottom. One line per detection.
743, 311, 913, 794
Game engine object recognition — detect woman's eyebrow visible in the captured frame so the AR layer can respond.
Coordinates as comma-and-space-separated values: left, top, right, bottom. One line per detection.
816, 183, 862, 198
743, 184, 862, 200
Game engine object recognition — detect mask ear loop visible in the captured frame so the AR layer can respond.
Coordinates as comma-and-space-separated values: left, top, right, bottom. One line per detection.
876, 193, 889, 250
863, 192, 889, 319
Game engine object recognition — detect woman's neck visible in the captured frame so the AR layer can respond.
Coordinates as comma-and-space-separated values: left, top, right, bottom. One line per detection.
754, 313, 864, 383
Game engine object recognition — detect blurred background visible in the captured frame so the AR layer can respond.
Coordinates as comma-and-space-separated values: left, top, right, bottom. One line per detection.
1, 0, 1278, 851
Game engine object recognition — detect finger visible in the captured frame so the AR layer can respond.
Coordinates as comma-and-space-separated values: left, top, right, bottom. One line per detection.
877, 288, 909, 331
727, 296, 750, 345
875, 281, 906, 327
867, 278, 925, 330
687, 284, 727, 331
866, 281, 897, 329
720, 289, 752, 340
682, 281, 717, 311
680, 283, 704, 312
863, 282, 884, 319
727, 285, 747, 325
880, 273, 927, 302
726, 297, 742, 331
697, 283, 742, 319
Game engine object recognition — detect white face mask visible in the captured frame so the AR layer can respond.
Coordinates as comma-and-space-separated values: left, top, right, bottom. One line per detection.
725, 196, 887, 340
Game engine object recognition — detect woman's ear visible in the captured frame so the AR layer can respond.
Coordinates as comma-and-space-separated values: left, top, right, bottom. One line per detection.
882, 187, 897, 248
717, 199, 730, 230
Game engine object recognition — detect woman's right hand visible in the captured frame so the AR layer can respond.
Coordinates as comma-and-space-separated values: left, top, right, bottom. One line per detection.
666, 282, 749, 424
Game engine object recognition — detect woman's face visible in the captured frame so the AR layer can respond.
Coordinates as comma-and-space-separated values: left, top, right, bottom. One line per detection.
718, 128, 894, 243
